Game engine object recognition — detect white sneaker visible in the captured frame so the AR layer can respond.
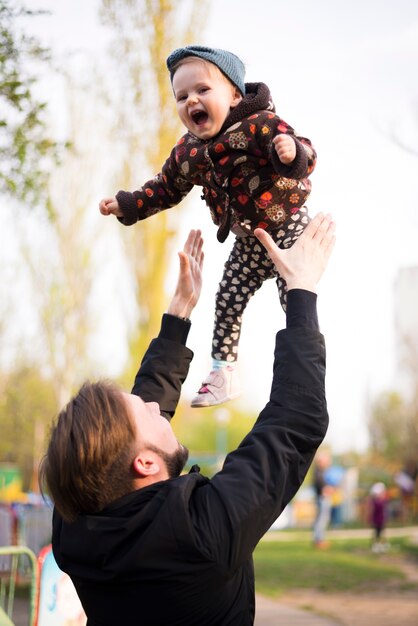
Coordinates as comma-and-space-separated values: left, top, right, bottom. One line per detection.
191, 366, 241, 408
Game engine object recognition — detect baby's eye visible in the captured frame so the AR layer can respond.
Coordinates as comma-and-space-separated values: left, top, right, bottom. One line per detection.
199, 87, 209, 94
177, 94, 187, 102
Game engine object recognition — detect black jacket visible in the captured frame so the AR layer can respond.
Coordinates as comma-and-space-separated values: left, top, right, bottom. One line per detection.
52, 292, 328, 625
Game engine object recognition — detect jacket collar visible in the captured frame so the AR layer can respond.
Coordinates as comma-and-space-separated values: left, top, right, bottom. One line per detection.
221, 82, 276, 132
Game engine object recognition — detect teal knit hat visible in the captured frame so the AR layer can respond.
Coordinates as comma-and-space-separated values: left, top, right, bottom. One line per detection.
167, 45, 246, 96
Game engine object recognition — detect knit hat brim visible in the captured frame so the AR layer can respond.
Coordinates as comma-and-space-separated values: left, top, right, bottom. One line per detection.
167, 45, 246, 96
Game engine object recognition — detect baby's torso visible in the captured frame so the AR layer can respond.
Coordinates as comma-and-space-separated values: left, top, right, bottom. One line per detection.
174, 111, 311, 236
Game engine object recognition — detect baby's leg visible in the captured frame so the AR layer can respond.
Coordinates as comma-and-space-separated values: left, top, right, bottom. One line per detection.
191, 235, 276, 408
212, 235, 272, 362
274, 206, 311, 311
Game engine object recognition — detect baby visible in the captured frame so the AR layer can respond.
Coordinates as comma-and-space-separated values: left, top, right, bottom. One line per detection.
99, 45, 316, 407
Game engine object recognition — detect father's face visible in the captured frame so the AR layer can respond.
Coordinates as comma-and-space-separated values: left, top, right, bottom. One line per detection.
123, 393, 189, 477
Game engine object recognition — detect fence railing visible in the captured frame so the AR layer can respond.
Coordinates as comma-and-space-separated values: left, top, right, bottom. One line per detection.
0, 546, 38, 626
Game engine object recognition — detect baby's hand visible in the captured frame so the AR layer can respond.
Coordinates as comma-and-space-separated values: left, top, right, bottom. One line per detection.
99, 197, 123, 217
273, 134, 296, 165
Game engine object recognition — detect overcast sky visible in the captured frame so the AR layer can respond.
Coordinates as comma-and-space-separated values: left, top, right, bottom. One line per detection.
12, 0, 418, 452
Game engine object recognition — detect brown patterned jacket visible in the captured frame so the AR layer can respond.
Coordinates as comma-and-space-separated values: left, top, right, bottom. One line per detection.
116, 82, 316, 242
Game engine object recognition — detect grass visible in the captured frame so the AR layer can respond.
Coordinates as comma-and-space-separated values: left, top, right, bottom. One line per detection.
254, 535, 418, 597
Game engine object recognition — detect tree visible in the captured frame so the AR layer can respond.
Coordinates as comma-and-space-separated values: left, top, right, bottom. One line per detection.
19, 76, 107, 406
0, 74, 114, 487
99, 0, 209, 385
0, 364, 58, 491
368, 390, 418, 465
0, 0, 58, 206
369, 391, 406, 461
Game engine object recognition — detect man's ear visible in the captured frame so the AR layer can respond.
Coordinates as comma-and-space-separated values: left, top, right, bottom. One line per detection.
230, 87, 243, 109
132, 452, 161, 477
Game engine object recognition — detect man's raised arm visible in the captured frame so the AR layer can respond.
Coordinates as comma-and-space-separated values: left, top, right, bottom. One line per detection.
131, 229, 204, 418
190, 213, 336, 567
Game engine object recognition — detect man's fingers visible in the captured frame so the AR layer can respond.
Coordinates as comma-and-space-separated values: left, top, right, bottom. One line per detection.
182, 230, 195, 255
178, 250, 190, 275
183, 229, 201, 254
315, 216, 336, 260
304, 213, 336, 273
195, 235, 204, 268
194, 241, 204, 269
183, 229, 204, 268
254, 228, 279, 257
323, 222, 336, 259
301, 212, 325, 241
254, 228, 271, 248
305, 212, 335, 245
191, 229, 203, 260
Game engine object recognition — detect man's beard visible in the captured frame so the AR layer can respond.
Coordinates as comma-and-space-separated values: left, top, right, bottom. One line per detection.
147, 443, 189, 478
164, 444, 189, 478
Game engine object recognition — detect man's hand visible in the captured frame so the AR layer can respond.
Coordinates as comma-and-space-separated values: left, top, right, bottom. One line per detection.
254, 213, 336, 293
99, 197, 123, 217
167, 229, 204, 319
273, 134, 296, 165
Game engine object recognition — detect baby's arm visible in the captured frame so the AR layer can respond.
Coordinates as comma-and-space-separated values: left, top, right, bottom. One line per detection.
266, 115, 317, 179
98, 144, 193, 226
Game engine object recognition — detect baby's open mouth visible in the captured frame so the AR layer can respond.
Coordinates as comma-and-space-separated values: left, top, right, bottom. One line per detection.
191, 111, 208, 125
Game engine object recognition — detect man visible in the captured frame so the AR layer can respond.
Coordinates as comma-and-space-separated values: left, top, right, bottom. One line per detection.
40, 214, 335, 626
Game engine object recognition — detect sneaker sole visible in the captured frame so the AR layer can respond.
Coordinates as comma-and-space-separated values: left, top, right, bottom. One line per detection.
190, 391, 241, 408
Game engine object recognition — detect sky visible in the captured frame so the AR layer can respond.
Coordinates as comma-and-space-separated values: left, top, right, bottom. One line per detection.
9, 0, 418, 453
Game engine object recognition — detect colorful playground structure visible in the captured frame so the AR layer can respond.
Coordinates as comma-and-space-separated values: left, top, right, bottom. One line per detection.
0, 502, 87, 626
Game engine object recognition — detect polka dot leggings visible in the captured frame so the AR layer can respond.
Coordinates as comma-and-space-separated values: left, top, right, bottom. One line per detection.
211, 207, 310, 362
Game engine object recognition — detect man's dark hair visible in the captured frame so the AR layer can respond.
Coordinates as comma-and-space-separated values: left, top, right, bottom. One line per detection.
39, 381, 136, 523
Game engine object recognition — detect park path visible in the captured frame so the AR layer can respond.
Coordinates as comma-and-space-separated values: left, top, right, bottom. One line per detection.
255, 525, 418, 626
12, 595, 343, 626
255, 594, 342, 625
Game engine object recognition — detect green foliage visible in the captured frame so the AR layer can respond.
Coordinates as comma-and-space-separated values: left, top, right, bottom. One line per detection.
369, 390, 418, 463
0, 365, 58, 490
254, 537, 415, 596
172, 401, 256, 476
0, 0, 58, 205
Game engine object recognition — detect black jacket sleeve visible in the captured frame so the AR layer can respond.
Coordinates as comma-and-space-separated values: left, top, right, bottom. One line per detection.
190, 291, 328, 569
131, 314, 194, 420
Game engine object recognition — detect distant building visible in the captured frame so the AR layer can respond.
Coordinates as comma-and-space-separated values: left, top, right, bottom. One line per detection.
393, 266, 418, 394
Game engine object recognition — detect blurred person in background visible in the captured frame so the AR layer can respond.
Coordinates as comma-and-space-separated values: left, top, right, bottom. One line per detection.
312, 449, 333, 548
369, 482, 389, 553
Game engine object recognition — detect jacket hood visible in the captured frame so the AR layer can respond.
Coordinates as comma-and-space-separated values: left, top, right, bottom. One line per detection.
53, 472, 207, 583
221, 82, 275, 132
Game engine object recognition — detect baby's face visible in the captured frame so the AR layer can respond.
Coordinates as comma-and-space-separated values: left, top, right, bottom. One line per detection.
172, 58, 242, 140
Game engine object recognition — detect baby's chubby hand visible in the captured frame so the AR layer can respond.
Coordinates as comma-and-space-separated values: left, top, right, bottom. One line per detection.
273, 134, 296, 165
99, 197, 123, 217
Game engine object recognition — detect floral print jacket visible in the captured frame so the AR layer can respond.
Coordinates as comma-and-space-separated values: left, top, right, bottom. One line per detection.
116, 82, 316, 242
